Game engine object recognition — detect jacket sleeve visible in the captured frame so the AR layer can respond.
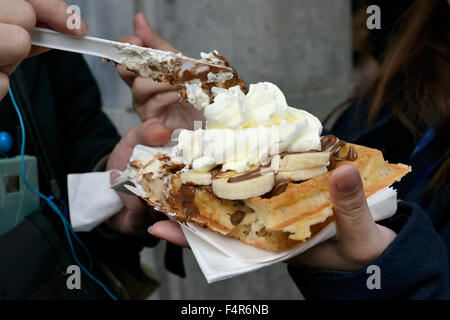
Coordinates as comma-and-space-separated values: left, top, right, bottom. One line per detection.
44, 51, 121, 173
288, 201, 450, 299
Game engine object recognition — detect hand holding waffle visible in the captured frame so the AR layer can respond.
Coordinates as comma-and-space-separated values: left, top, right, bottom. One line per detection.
288, 164, 396, 270
146, 163, 398, 268
105, 119, 171, 235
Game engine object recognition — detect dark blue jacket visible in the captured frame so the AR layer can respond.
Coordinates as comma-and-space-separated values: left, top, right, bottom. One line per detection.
288, 103, 450, 299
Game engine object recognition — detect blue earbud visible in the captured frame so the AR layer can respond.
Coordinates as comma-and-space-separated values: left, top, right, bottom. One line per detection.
0, 131, 13, 153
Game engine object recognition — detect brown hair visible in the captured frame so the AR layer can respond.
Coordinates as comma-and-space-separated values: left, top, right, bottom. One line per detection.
326, 0, 449, 196
365, 0, 449, 134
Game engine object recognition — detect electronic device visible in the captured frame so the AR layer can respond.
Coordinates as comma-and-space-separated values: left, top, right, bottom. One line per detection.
0, 155, 40, 236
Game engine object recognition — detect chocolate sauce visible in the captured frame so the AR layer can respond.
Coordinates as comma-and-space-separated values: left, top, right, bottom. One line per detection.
328, 144, 358, 170
279, 135, 338, 160
329, 140, 346, 154
270, 179, 293, 197
210, 167, 222, 179
345, 146, 358, 161
164, 162, 185, 174
321, 135, 338, 151
227, 167, 274, 183
203, 185, 213, 194
279, 150, 319, 159
156, 153, 171, 162
179, 184, 199, 219
230, 210, 246, 226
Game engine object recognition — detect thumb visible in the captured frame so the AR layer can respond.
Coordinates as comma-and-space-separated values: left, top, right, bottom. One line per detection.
329, 165, 378, 245
127, 119, 172, 148
133, 13, 179, 53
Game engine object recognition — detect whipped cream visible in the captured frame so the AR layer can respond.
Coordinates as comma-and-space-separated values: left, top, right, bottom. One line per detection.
175, 82, 323, 173
115, 43, 180, 78
184, 82, 211, 109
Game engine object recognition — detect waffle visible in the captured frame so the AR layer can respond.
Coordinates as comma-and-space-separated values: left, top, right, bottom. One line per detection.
130, 142, 411, 252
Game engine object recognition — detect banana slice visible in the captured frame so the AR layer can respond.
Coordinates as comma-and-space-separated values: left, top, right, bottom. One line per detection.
180, 170, 212, 185
212, 169, 275, 200
275, 166, 327, 182
279, 151, 330, 171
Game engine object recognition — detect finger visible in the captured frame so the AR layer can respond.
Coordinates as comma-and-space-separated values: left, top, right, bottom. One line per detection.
135, 91, 180, 121
126, 119, 172, 148
109, 170, 121, 185
117, 64, 137, 87
329, 165, 378, 245
116, 36, 143, 87
132, 77, 179, 105
119, 35, 143, 47
0, 24, 31, 71
288, 238, 376, 271
149, 220, 189, 248
28, 22, 53, 57
107, 170, 154, 235
27, 0, 89, 36
0, 72, 10, 100
134, 13, 179, 52
0, 0, 36, 32
28, 46, 51, 57
288, 240, 342, 269
106, 199, 151, 235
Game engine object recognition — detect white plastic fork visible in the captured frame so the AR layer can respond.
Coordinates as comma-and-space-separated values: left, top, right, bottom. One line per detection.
30, 27, 233, 80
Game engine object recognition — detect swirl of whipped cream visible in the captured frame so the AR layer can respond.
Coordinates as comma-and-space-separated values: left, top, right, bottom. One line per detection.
175, 82, 322, 172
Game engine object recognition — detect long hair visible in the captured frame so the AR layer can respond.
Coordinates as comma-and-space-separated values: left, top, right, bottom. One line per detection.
326, 0, 449, 197
365, 0, 449, 134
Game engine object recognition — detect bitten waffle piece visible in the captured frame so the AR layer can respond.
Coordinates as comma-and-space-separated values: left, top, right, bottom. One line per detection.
114, 45, 246, 109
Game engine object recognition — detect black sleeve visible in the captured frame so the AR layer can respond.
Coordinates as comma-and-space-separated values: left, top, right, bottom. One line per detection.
0, 209, 107, 299
44, 51, 121, 173
288, 202, 450, 299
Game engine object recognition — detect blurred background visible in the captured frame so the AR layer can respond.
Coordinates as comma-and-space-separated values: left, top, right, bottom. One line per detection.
67, 0, 407, 299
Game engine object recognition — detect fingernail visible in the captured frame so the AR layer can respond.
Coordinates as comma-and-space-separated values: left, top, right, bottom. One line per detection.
75, 20, 89, 36
334, 165, 359, 193
147, 226, 153, 235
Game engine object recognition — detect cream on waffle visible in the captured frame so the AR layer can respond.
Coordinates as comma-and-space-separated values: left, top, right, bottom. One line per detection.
129, 139, 410, 252
127, 82, 411, 252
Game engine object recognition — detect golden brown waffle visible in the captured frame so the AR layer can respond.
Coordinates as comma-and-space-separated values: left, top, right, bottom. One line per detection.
131, 143, 411, 252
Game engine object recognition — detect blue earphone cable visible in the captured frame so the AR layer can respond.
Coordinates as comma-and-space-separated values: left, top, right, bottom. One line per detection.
9, 87, 117, 300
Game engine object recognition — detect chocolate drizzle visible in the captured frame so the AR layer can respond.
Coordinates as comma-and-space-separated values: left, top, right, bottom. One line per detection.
227, 166, 274, 183
261, 135, 359, 198
279, 149, 318, 159
324, 135, 358, 170
279, 135, 339, 159
230, 210, 246, 226
263, 179, 293, 198
210, 167, 222, 179
178, 52, 247, 104
321, 135, 338, 150
203, 185, 213, 194
179, 184, 199, 219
